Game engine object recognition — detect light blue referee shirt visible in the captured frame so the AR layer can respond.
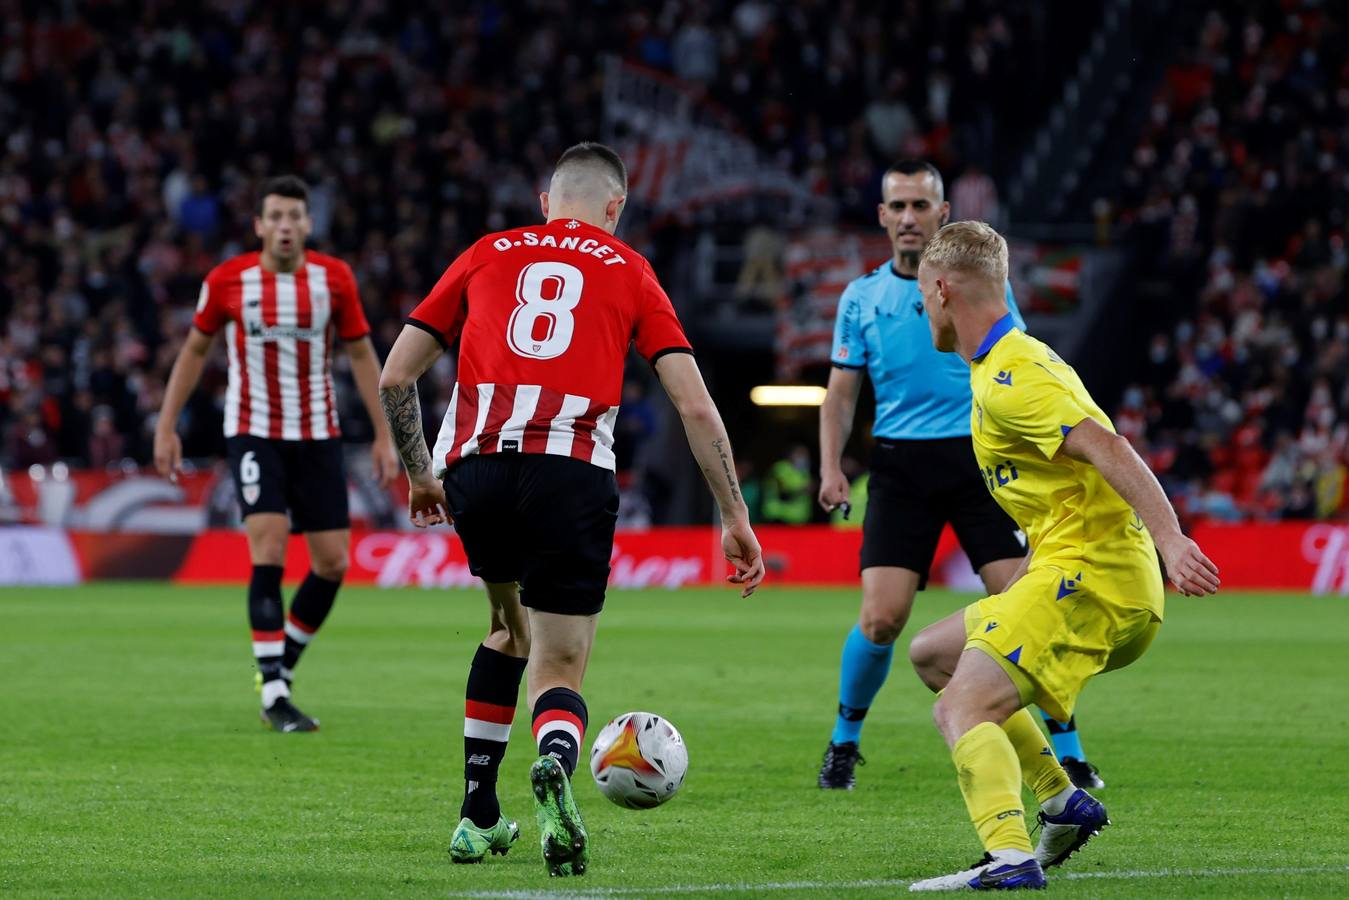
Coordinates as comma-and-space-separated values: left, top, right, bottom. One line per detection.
830, 263, 1025, 440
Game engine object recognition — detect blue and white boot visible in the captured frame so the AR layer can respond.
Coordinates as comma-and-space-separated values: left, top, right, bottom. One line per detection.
1034, 788, 1110, 868
910, 853, 1047, 891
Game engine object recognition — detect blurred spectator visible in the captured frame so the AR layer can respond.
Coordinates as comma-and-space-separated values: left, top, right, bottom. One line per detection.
951, 163, 1000, 227
1112, 1, 1349, 522
762, 444, 814, 524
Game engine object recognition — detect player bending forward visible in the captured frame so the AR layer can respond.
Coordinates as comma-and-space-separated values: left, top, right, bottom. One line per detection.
156, 176, 398, 733
906, 222, 1219, 891
378, 142, 765, 876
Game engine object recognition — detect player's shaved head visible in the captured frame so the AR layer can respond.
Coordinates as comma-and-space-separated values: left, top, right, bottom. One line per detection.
550, 142, 627, 202
920, 221, 1008, 286
542, 142, 629, 233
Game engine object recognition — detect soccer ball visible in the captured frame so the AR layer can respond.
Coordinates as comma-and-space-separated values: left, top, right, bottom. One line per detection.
589, 711, 688, 809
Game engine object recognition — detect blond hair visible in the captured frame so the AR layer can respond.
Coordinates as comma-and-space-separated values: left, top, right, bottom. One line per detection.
919, 221, 1008, 284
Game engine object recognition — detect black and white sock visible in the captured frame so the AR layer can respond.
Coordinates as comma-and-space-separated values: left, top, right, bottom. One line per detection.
531, 687, 588, 777
249, 564, 287, 707
281, 571, 341, 683
461, 644, 528, 828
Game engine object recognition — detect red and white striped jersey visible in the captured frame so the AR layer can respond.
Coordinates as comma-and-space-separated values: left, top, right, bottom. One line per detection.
193, 251, 371, 441
409, 218, 691, 475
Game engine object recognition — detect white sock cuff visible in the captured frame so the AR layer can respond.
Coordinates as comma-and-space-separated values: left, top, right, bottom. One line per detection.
261, 679, 291, 708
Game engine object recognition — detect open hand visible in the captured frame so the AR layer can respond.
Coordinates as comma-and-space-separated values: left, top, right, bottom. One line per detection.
408, 476, 450, 528
723, 519, 766, 598
1157, 533, 1220, 596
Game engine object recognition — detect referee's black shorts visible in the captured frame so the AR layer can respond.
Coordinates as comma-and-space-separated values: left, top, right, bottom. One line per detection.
443, 453, 619, 616
860, 437, 1025, 588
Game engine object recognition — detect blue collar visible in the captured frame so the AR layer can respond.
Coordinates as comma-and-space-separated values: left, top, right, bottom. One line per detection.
972, 313, 1018, 361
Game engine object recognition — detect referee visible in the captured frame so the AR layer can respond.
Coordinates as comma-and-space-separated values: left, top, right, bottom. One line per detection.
816, 160, 1103, 791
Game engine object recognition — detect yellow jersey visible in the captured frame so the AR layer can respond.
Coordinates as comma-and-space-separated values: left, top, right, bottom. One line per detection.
968, 315, 1162, 618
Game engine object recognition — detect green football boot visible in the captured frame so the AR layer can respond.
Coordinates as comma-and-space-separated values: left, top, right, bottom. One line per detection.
449, 815, 520, 864
530, 756, 588, 876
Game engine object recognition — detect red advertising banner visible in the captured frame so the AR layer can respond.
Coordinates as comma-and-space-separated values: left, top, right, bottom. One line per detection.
3, 521, 1344, 594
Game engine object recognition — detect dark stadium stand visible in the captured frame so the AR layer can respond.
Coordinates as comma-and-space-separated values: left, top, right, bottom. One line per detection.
1, 1, 1344, 523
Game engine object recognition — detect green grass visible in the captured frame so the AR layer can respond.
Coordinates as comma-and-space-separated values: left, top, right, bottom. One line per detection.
2, 584, 1346, 897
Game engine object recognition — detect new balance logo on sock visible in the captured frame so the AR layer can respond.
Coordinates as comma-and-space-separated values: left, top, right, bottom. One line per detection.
545, 738, 573, 751
838, 704, 868, 722
467, 754, 492, 766
995, 809, 1025, 820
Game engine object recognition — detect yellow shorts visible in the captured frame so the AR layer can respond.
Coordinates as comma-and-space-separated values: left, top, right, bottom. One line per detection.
963, 565, 1161, 721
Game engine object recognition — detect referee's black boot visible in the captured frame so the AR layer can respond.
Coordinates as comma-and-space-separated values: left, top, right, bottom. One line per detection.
817, 741, 864, 789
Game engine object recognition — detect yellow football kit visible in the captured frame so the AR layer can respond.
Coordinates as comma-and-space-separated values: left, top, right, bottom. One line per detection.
963, 315, 1163, 721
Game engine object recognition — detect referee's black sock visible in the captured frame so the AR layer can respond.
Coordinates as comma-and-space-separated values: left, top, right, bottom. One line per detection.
249, 564, 286, 706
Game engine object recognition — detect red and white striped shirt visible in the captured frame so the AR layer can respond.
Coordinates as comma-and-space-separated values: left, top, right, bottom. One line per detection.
409, 219, 691, 475
193, 251, 371, 441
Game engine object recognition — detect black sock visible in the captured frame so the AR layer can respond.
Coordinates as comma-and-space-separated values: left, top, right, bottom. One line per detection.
461, 644, 528, 828
249, 565, 286, 701
532, 687, 588, 777
282, 571, 342, 681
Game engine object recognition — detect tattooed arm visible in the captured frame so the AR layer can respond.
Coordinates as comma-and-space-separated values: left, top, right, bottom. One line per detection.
379, 382, 433, 478
378, 325, 449, 525
654, 352, 765, 596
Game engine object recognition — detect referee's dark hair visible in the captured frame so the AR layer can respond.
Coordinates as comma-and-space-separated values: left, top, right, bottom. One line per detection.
555, 142, 628, 195
883, 159, 945, 199
257, 175, 309, 214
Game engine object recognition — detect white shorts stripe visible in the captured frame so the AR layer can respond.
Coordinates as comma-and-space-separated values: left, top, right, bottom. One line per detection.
223, 321, 241, 436
252, 640, 285, 657
546, 394, 592, 457
464, 718, 512, 743
588, 405, 620, 470
306, 264, 333, 439
274, 273, 303, 441
432, 384, 460, 479
536, 719, 582, 750
496, 384, 542, 452
240, 267, 271, 437
459, 384, 495, 458
283, 620, 314, 645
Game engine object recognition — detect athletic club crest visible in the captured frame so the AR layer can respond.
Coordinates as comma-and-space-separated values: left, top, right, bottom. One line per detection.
242, 485, 261, 506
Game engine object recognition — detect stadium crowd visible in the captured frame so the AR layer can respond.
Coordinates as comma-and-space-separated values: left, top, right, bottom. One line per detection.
0, 1, 1344, 524
0, 1, 1086, 483
1109, 2, 1349, 521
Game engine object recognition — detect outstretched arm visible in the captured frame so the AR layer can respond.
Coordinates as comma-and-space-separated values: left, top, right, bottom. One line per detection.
378, 325, 448, 526
654, 352, 765, 596
1060, 419, 1220, 595
346, 335, 399, 486
154, 327, 216, 482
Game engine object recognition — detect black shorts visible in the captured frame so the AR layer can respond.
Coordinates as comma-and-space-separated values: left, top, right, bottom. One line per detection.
861, 437, 1025, 588
444, 454, 619, 616
225, 435, 350, 533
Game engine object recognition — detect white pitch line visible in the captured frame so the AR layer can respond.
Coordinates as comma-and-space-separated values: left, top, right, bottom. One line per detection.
457, 865, 1349, 899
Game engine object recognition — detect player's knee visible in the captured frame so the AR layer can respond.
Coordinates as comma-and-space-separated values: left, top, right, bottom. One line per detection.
859, 609, 905, 645
312, 554, 348, 582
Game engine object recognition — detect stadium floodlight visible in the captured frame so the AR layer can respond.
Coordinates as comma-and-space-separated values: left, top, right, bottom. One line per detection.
749, 385, 828, 406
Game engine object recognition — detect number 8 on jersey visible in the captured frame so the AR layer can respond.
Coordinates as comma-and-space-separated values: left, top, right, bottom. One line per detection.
509, 261, 583, 359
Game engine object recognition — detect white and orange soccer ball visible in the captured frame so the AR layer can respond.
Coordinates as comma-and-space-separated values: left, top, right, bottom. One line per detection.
589, 711, 688, 809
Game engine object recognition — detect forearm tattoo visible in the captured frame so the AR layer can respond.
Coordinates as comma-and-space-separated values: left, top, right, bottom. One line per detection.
711, 438, 742, 504
379, 383, 433, 478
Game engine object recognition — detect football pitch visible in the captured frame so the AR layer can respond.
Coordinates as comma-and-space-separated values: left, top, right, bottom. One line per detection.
3, 584, 1347, 897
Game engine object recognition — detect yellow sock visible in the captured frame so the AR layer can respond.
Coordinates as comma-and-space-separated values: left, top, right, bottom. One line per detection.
951, 721, 1034, 854
1002, 708, 1073, 805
